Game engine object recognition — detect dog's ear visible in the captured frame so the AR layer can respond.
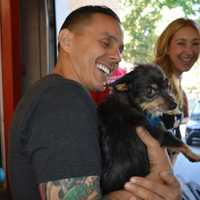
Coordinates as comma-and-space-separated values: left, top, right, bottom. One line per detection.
114, 83, 128, 91
109, 70, 136, 92
110, 70, 135, 86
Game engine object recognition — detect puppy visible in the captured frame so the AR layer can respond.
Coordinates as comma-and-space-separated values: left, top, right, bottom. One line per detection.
97, 64, 200, 194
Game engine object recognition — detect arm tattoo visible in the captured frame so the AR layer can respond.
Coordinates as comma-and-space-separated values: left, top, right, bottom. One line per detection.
39, 176, 102, 200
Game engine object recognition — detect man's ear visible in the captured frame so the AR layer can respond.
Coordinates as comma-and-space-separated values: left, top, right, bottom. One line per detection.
58, 29, 73, 52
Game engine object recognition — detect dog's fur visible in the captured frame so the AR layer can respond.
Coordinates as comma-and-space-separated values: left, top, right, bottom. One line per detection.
97, 64, 200, 194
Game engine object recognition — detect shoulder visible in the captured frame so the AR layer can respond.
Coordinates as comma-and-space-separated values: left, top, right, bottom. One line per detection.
12, 75, 97, 134
19, 74, 96, 114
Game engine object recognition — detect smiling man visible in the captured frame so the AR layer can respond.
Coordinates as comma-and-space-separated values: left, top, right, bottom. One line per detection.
55, 7, 124, 92
9, 5, 182, 200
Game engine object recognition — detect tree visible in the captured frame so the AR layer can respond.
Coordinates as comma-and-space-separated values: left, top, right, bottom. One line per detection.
120, 0, 200, 63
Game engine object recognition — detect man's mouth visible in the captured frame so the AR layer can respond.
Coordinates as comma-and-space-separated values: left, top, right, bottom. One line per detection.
97, 63, 111, 76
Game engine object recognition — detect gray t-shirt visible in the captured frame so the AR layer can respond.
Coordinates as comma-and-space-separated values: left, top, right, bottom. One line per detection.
8, 74, 101, 200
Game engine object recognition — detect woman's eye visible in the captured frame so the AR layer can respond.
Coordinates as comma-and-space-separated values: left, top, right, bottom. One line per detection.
177, 42, 186, 46
192, 42, 200, 47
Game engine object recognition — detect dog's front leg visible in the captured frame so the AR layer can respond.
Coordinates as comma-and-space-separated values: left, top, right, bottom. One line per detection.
169, 144, 200, 162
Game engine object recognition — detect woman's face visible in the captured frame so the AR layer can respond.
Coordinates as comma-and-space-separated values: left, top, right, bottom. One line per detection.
168, 26, 200, 76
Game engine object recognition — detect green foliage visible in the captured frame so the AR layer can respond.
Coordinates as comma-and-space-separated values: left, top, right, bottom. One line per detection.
120, 0, 200, 63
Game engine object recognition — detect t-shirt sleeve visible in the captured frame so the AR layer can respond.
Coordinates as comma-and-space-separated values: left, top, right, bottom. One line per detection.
25, 84, 101, 184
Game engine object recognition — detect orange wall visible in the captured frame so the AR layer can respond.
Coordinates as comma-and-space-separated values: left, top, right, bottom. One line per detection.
0, 0, 22, 186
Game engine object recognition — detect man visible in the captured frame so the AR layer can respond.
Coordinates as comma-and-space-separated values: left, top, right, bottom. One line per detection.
8, 5, 181, 200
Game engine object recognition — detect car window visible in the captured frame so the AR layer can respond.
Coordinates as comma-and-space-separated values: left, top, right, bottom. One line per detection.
191, 101, 200, 121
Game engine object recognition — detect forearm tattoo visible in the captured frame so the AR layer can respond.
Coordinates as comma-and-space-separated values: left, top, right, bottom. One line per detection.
39, 176, 102, 200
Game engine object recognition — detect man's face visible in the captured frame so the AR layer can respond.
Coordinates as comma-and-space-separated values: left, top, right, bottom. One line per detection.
168, 26, 200, 76
68, 13, 124, 91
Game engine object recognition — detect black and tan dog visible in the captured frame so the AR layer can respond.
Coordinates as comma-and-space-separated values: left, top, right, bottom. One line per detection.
97, 63, 200, 194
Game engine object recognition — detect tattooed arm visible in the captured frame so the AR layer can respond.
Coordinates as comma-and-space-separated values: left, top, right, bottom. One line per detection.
39, 176, 134, 200
39, 176, 102, 200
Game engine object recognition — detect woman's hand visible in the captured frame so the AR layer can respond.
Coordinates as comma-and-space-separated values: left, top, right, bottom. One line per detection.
124, 127, 182, 200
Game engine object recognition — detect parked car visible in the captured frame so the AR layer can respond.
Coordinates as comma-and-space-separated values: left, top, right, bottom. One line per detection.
185, 100, 200, 145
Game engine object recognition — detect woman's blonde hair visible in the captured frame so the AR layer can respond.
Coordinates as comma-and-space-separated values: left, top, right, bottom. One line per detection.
154, 18, 200, 110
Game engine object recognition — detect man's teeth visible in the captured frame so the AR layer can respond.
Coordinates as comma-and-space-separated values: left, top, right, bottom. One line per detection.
97, 64, 111, 75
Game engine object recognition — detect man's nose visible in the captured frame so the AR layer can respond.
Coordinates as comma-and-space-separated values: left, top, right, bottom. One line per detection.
109, 47, 122, 63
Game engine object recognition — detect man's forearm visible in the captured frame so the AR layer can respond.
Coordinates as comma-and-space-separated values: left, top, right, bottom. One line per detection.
39, 176, 101, 200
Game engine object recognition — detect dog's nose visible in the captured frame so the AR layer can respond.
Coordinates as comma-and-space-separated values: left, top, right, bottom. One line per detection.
169, 101, 177, 110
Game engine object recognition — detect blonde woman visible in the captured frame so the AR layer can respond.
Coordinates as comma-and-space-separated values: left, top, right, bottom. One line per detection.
154, 18, 200, 163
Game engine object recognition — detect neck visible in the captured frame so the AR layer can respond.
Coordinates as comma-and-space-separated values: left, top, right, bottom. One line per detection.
53, 53, 81, 85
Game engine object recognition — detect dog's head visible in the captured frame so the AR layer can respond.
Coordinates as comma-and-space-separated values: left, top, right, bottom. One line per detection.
110, 64, 177, 117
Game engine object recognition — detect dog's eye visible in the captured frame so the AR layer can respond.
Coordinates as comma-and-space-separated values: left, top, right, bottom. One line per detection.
146, 87, 157, 98
163, 79, 171, 90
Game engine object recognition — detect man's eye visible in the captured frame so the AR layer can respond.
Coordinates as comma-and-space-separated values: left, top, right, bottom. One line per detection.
101, 40, 110, 48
